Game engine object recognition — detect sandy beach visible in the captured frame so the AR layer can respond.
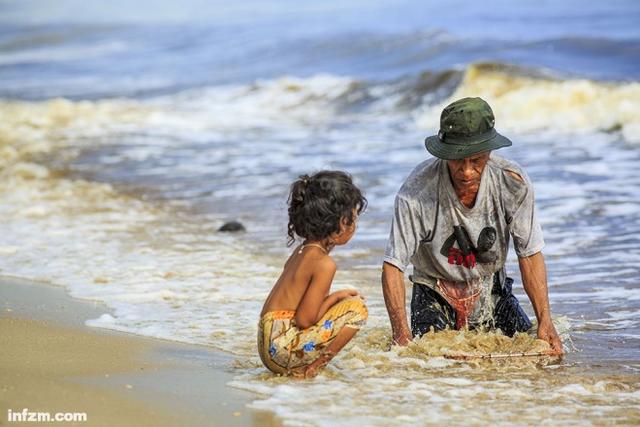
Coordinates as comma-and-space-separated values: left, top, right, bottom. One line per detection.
0, 276, 275, 427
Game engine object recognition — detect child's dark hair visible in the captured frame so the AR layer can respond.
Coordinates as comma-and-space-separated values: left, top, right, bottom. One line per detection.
287, 170, 367, 246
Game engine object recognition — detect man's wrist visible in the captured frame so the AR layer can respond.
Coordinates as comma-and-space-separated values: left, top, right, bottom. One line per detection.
537, 313, 553, 326
390, 312, 408, 330
391, 321, 411, 339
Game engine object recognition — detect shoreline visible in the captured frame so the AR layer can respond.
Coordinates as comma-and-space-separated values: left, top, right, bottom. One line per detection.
0, 275, 276, 427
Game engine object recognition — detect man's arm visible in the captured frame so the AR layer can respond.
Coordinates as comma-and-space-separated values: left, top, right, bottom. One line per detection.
382, 262, 412, 346
518, 251, 563, 355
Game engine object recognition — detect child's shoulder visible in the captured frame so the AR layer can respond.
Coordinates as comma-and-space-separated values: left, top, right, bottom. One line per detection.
316, 254, 336, 271
298, 248, 336, 275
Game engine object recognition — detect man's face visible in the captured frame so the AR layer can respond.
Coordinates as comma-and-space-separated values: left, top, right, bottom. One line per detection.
446, 151, 491, 191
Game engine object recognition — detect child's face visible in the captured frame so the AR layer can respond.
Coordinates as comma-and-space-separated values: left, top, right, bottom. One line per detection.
333, 209, 358, 245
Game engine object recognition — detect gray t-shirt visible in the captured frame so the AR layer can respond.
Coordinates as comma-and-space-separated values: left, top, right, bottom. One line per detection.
384, 153, 544, 289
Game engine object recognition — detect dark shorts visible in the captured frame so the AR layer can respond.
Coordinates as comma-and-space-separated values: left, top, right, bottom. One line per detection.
410, 275, 532, 338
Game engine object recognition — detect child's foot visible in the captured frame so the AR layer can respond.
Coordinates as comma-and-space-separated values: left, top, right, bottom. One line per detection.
303, 364, 320, 378
303, 350, 335, 378
288, 367, 307, 379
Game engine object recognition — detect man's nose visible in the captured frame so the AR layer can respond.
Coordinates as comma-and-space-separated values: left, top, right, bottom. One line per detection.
461, 160, 474, 178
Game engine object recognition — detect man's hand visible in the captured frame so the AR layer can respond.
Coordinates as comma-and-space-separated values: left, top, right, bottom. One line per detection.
393, 330, 412, 346
538, 319, 563, 356
334, 288, 365, 301
519, 252, 563, 357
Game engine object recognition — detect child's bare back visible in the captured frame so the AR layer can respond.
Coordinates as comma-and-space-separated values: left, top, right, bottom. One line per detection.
261, 244, 334, 317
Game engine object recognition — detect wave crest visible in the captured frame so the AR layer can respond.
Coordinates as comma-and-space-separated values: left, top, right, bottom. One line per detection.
414, 63, 640, 143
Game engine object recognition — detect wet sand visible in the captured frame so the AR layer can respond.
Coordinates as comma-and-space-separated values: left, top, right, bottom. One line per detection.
0, 276, 276, 427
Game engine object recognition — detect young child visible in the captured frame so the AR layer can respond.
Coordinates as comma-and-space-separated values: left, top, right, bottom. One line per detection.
258, 170, 368, 378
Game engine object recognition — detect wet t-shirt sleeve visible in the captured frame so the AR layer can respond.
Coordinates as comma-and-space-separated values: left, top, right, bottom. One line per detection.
384, 194, 421, 272
504, 170, 545, 257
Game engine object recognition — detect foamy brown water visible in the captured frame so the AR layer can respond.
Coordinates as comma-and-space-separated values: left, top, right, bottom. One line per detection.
232, 327, 639, 427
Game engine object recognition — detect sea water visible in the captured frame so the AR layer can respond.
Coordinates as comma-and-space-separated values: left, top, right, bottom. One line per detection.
1, 1, 639, 425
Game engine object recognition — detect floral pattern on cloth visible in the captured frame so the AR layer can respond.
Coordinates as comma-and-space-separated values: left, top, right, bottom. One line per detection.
257, 296, 368, 375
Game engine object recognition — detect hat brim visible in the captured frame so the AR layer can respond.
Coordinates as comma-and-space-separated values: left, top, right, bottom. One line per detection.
424, 131, 512, 160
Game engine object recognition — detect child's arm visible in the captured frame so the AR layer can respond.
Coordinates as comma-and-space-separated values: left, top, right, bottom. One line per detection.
294, 257, 337, 329
314, 289, 361, 320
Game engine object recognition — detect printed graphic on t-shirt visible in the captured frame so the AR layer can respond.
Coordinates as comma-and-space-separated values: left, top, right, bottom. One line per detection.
439, 225, 497, 269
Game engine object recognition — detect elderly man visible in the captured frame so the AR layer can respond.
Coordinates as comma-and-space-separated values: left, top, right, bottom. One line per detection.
382, 97, 563, 355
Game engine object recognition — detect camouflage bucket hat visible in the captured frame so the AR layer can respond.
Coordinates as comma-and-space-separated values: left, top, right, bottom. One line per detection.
424, 97, 512, 160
